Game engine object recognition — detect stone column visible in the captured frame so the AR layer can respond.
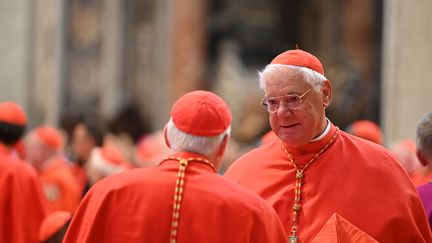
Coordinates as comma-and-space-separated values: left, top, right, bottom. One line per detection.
31, 0, 66, 126
0, 0, 33, 119
148, 0, 171, 128
382, 0, 432, 144
100, 0, 126, 119
168, 0, 207, 105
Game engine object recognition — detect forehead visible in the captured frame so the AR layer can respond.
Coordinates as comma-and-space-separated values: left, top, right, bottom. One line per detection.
73, 123, 90, 137
25, 132, 43, 147
262, 67, 310, 96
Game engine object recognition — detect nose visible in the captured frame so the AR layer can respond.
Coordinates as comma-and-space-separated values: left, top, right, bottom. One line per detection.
276, 103, 293, 117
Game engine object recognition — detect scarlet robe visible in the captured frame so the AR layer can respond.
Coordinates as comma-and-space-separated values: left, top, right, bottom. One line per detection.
63, 152, 287, 243
39, 156, 81, 213
225, 123, 432, 242
311, 213, 378, 243
0, 144, 47, 243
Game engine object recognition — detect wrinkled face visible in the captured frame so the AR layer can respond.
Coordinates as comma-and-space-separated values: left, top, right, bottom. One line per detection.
71, 123, 97, 164
263, 68, 331, 148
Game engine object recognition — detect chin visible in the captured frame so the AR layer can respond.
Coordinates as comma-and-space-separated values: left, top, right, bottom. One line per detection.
279, 138, 307, 148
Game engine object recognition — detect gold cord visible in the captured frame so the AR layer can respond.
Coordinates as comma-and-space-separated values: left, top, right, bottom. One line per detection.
161, 156, 214, 243
281, 129, 339, 243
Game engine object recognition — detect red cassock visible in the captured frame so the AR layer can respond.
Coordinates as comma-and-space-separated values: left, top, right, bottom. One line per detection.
0, 144, 47, 243
39, 156, 81, 213
63, 152, 287, 243
225, 123, 432, 242
70, 163, 88, 195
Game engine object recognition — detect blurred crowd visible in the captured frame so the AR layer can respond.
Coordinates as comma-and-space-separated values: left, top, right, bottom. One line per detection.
1, 99, 432, 242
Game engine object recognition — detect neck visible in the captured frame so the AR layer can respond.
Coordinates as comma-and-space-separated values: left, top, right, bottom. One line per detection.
163, 151, 217, 172
311, 118, 330, 142
281, 121, 338, 158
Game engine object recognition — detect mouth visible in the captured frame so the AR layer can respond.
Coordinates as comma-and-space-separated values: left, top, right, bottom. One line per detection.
280, 123, 300, 129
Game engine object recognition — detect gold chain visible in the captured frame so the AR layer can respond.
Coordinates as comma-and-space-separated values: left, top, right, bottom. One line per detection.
161, 156, 214, 243
281, 129, 339, 243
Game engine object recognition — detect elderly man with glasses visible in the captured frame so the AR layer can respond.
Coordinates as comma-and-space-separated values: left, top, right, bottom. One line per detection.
225, 49, 432, 242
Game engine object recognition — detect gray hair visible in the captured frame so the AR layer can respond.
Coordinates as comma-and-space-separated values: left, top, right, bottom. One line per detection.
258, 64, 327, 90
416, 112, 432, 159
166, 118, 231, 159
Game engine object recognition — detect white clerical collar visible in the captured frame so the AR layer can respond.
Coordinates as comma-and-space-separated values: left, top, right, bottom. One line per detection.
311, 118, 330, 142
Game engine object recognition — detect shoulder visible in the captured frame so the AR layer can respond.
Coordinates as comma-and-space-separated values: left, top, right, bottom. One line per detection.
337, 131, 414, 184
87, 167, 163, 197
339, 130, 386, 150
0, 154, 39, 179
96, 167, 157, 186
337, 131, 397, 162
211, 174, 278, 214
225, 140, 281, 175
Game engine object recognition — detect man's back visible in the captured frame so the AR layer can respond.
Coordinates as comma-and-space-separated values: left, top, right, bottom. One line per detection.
64, 152, 286, 243
0, 149, 47, 243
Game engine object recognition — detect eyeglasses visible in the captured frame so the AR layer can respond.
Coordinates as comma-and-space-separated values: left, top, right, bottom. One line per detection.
261, 85, 316, 113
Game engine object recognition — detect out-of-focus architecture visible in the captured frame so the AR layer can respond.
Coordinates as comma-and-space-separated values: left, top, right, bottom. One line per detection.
381, 0, 432, 144
1, 0, 431, 145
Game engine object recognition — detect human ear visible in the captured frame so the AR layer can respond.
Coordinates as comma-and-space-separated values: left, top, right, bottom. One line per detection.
321, 80, 332, 107
416, 150, 429, 167
217, 135, 229, 157
163, 125, 171, 148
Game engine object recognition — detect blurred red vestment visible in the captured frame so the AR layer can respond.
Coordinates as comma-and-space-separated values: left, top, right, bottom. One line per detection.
0, 144, 47, 243
39, 156, 81, 213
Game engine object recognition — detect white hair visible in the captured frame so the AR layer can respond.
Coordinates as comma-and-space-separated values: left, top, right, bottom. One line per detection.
258, 64, 328, 90
416, 112, 432, 159
86, 148, 126, 185
166, 118, 231, 159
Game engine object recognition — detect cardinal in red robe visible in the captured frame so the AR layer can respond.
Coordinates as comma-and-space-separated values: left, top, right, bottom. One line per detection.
63, 90, 287, 243
224, 49, 432, 242
26, 125, 81, 213
0, 102, 47, 243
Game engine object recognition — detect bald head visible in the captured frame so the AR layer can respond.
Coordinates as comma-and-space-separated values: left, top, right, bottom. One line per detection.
25, 130, 58, 168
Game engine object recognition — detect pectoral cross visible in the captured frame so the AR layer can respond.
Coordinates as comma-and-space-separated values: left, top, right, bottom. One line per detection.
289, 235, 298, 243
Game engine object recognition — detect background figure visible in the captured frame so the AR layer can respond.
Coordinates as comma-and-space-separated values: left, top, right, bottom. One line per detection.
70, 118, 104, 195
224, 49, 431, 242
85, 144, 131, 185
107, 104, 150, 166
389, 139, 430, 186
0, 102, 47, 243
135, 130, 172, 167
26, 126, 81, 214
63, 90, 286, 243
415, 112, 432, 229
345, 120, 383, 145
